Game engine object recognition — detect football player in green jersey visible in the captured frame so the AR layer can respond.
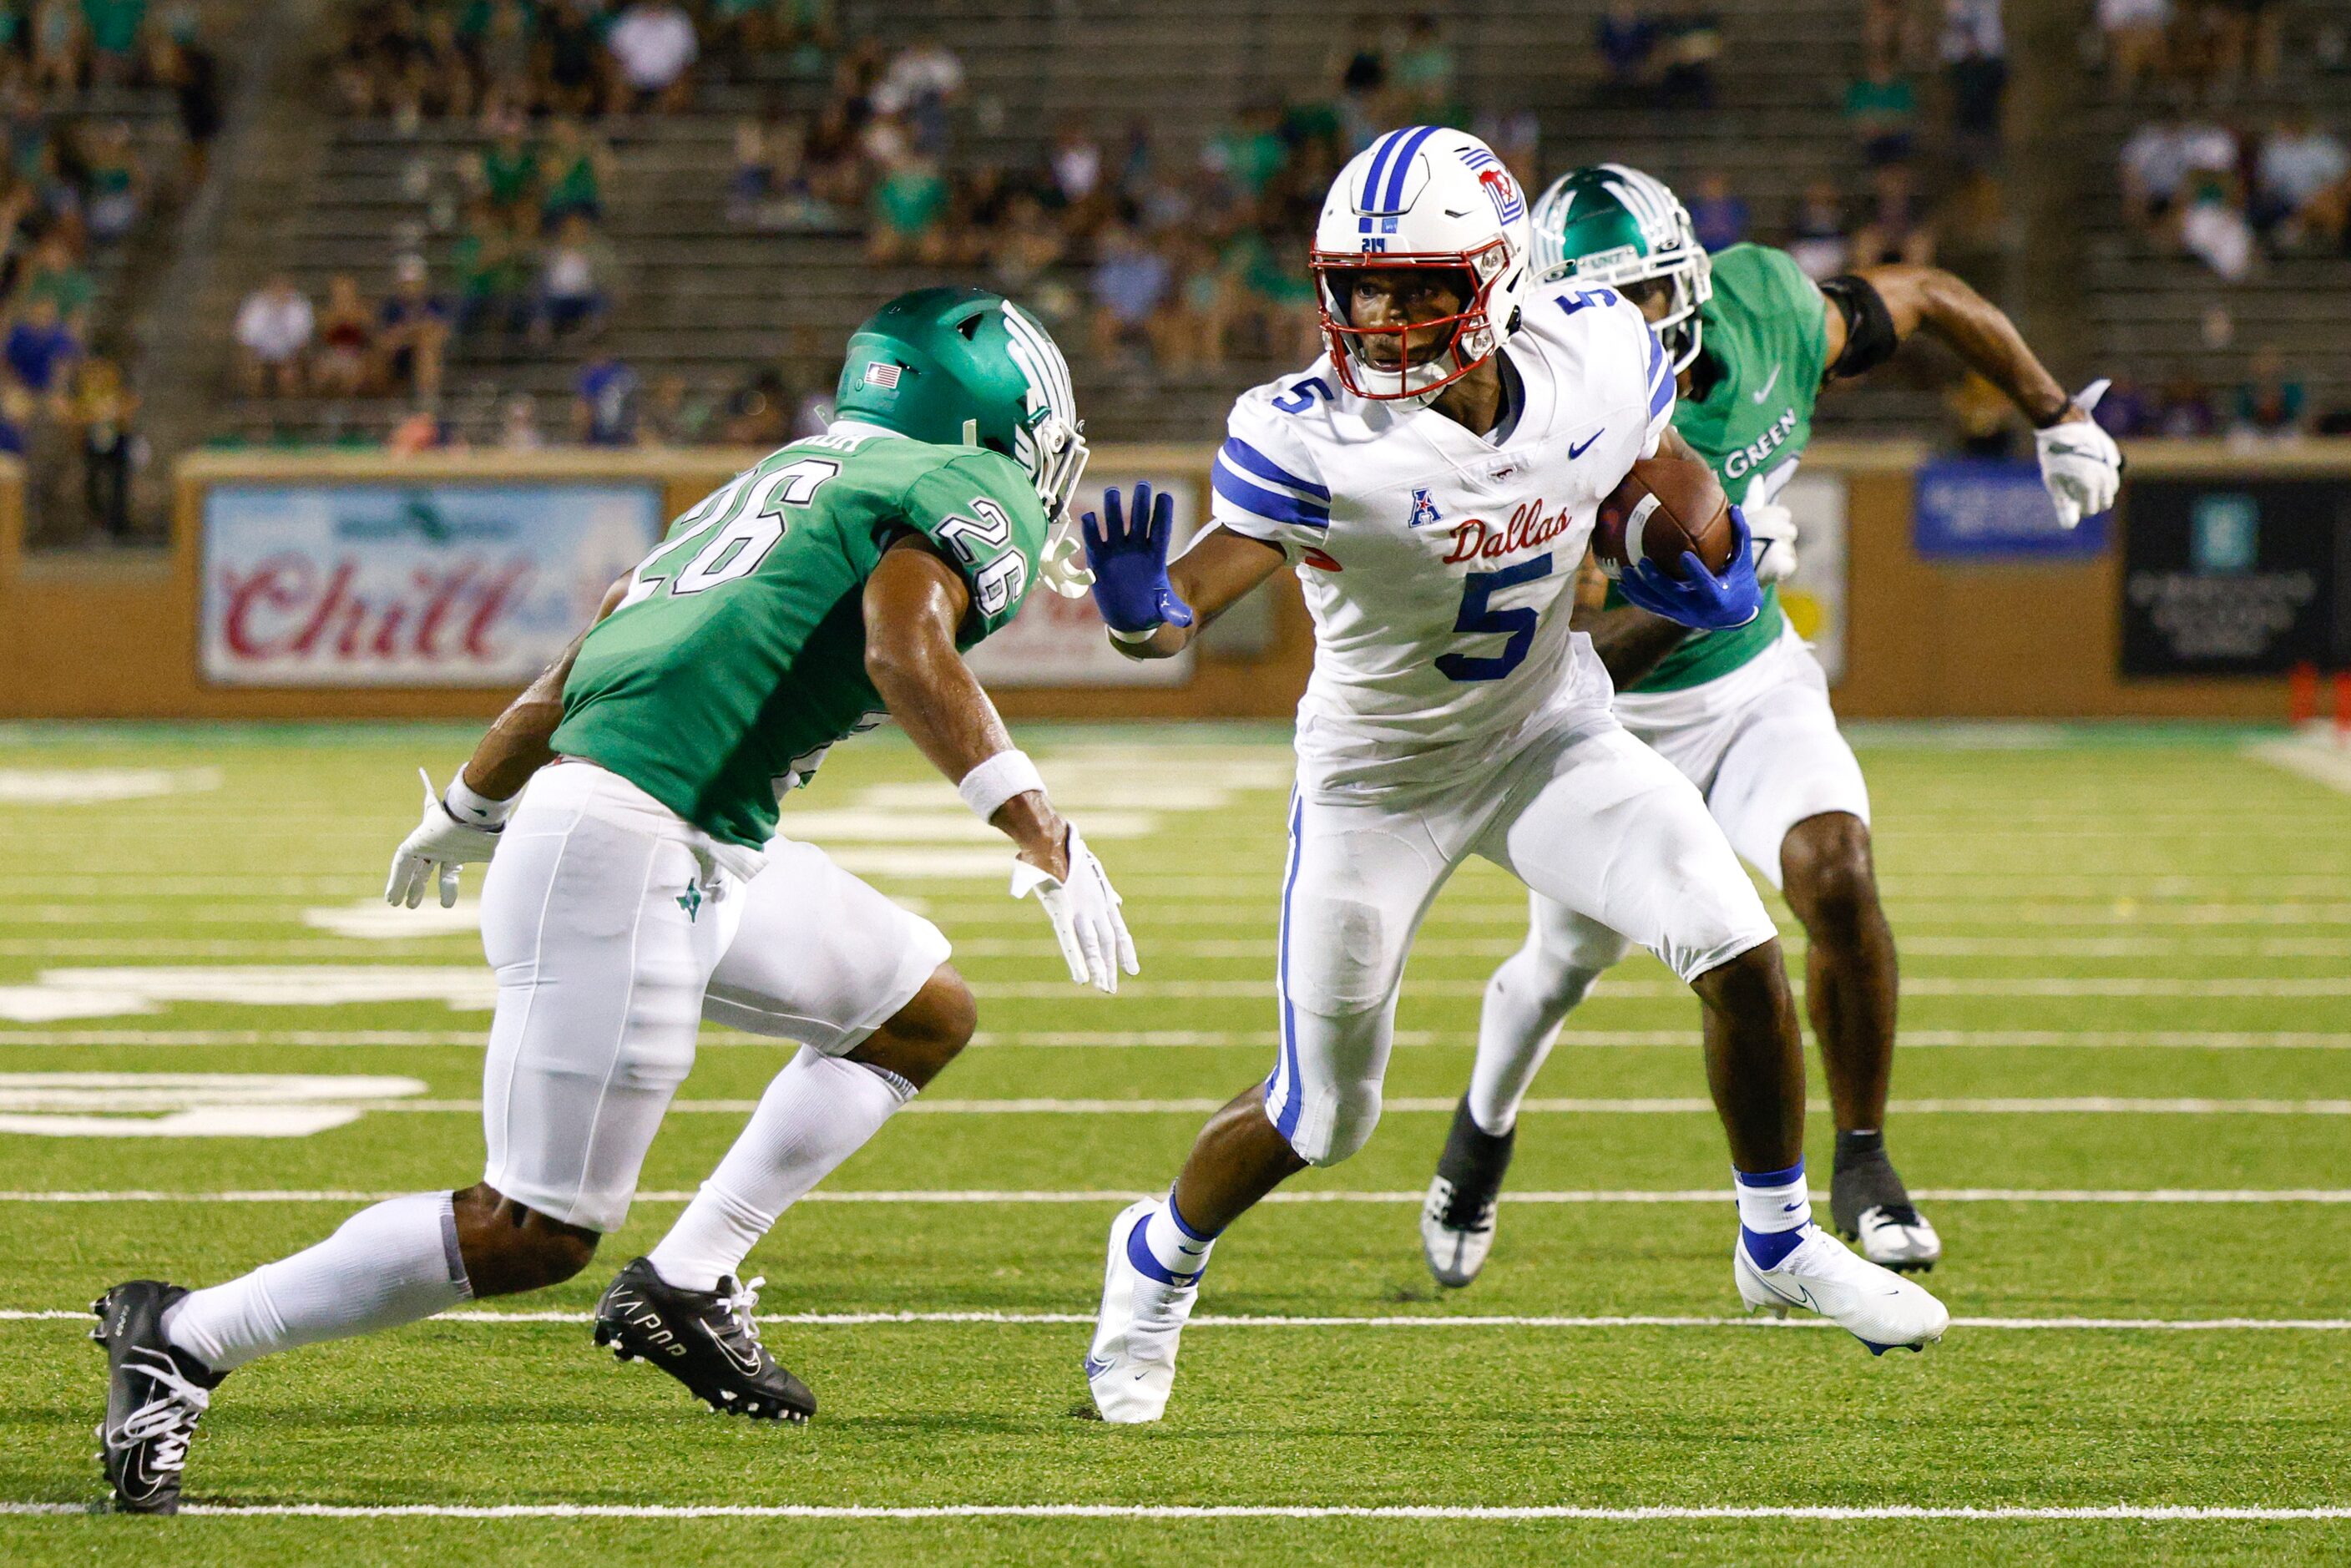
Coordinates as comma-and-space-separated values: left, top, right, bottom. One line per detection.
90, 288, 1131, 1511
1421, 165, 2125, 1287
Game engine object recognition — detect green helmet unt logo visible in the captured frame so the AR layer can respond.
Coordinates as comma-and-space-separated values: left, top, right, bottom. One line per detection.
1529, 164, 1714, 375
835, 286, 1090, 526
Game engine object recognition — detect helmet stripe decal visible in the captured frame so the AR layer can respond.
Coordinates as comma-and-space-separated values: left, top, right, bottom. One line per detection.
1357, 128, 1409, 222
1001, 302, 1074, 424
1378, 124, 1441, 215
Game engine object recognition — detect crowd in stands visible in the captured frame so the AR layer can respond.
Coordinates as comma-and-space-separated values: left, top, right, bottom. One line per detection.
0, 1, 219, 539
1592, 0, 2004, 288
2100, 2, 2351, 281
2118, 105, 2348, 280
198, 0, 2351, 464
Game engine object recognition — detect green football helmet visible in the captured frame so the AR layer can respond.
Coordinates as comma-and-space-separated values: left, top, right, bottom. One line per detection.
1529, 164, 1713, 374
835, 286, 1089, 523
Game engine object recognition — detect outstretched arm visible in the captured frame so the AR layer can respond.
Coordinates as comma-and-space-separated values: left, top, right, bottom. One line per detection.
1831, 266, 2123, 527
1083, 483, 1287, 660
1833, 264, 2071, 425
864, 535, 1136, 994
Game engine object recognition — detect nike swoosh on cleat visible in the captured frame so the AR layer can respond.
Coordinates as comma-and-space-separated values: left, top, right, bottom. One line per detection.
1083, 1356, 1111, 1379
1567, 429, 1604, 459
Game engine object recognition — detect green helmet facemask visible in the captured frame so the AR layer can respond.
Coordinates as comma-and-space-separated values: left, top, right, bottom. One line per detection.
834, 286, 1090, 524
1529, 164, 1713, 375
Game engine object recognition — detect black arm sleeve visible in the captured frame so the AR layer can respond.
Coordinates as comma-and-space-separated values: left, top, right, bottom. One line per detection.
1820, 273, 1898, 379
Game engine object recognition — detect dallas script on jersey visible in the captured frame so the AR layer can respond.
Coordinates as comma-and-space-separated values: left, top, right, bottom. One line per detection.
1441, 495, 1577, 564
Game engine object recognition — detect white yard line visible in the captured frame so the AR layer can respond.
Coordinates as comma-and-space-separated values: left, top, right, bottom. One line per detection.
0, 1500, 2346, 1521
3, 1188, 2346, 1205
3, 1028, 2346, 1050
351, 1095, 2351, 1115
2252, 737, 2351, 795
6, 1308, 2350, 1333
956, 979, 2351, 1000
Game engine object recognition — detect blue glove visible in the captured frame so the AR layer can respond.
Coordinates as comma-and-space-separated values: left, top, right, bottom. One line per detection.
1617, 506, 1762, 631
1080, 483, 1194, 635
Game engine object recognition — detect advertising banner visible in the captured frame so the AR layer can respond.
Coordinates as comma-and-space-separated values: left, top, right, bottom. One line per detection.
200, 483, 664, 687
2121, 478, 2351, 675
1913, 458, 2108, 559
963, 470, 1201, 687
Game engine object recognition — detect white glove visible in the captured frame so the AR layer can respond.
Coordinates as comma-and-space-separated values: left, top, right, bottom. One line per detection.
385, 768, 503, 909
2035, 379, 2125, 530
1009, 825, 1138, 994
1744, 501, 1798, 585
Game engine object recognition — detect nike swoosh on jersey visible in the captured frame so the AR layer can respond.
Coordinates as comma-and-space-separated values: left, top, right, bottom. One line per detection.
1751, 364, 1782, 403
1567, 428, 1604, 460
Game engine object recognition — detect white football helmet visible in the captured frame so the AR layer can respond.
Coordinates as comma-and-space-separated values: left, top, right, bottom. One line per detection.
1309, 125, 1535, 404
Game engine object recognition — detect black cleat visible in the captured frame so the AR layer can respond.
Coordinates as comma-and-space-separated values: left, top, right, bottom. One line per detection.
90, 1281, 225, 1515
592, 1258, 815, 1423
1831, 1136, 1943, 1273
1419, 1097, 1516, 1288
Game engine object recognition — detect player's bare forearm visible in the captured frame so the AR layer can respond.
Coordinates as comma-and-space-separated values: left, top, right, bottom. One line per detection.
1113, 527, 1287, 660
864, 538, 1069, 875
458, 575, 629, 800
1850, 265, 2075, 427
1571, 600, 1691, 688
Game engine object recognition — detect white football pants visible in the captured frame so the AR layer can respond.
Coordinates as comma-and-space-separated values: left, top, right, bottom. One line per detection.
1262, 716, 1777, 1166
478, 761, 948, 1232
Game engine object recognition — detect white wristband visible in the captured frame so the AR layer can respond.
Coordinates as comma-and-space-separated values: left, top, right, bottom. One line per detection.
443, 774, 516, 828
1107, 623, 1162, 645
958, 749, 1047, 822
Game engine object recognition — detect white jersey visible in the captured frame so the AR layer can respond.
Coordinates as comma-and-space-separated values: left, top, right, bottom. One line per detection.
1211, 286, 1676, 797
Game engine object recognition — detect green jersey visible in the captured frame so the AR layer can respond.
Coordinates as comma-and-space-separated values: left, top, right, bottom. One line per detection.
1610, 242, 1830, 692
552, 431, 1048, 847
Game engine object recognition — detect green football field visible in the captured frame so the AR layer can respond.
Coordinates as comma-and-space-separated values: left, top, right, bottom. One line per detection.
0, 721, 2346, 1565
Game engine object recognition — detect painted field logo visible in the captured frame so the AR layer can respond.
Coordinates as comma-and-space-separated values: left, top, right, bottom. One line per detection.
0, 1073, 427, 1137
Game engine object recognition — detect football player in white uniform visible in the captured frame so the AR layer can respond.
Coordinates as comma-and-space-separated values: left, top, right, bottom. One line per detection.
1419, 166, 2126, 1290
1076, 127, 1948, 1425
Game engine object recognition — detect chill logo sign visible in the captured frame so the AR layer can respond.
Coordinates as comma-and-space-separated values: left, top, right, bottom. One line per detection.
201, 483, 664, 686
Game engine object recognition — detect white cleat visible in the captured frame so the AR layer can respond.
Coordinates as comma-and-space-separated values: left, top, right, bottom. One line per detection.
1853, 1203, 1943, 1273
1734, 1223, 1950, 1355
1419, 1175, 1499, 1289
1084, 1198, 1200, 1424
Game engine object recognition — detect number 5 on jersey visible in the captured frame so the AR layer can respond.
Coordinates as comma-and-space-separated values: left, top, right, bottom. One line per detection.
1435, 554, 1553, 682
621, 456, 841, 607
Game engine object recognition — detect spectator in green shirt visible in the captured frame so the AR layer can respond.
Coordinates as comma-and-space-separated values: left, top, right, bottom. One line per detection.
867, 149, 948, 265
1844, 56, 1918, 167
538, 116, 614, 230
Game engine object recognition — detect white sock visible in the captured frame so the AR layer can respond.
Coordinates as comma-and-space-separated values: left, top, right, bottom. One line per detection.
163, 1191, 473, 1373
1137, 1193, 1216, 1283
1735, 1160, 1813, 1269
646, 1049, 913, 1292
1465, 946, 1602, 1135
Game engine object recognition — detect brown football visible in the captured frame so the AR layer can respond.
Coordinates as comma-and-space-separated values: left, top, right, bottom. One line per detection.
1592, 454, 1735, 580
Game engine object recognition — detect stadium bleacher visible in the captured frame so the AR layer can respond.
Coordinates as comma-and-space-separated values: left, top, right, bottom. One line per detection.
18, 0, 2351, 538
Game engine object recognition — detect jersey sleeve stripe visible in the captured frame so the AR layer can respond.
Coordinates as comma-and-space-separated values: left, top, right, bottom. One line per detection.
1644, 327, 1670, 392
1219, 437, 1331, 501
1211, 461, 1331, 529
1648, 371, 1674, 420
